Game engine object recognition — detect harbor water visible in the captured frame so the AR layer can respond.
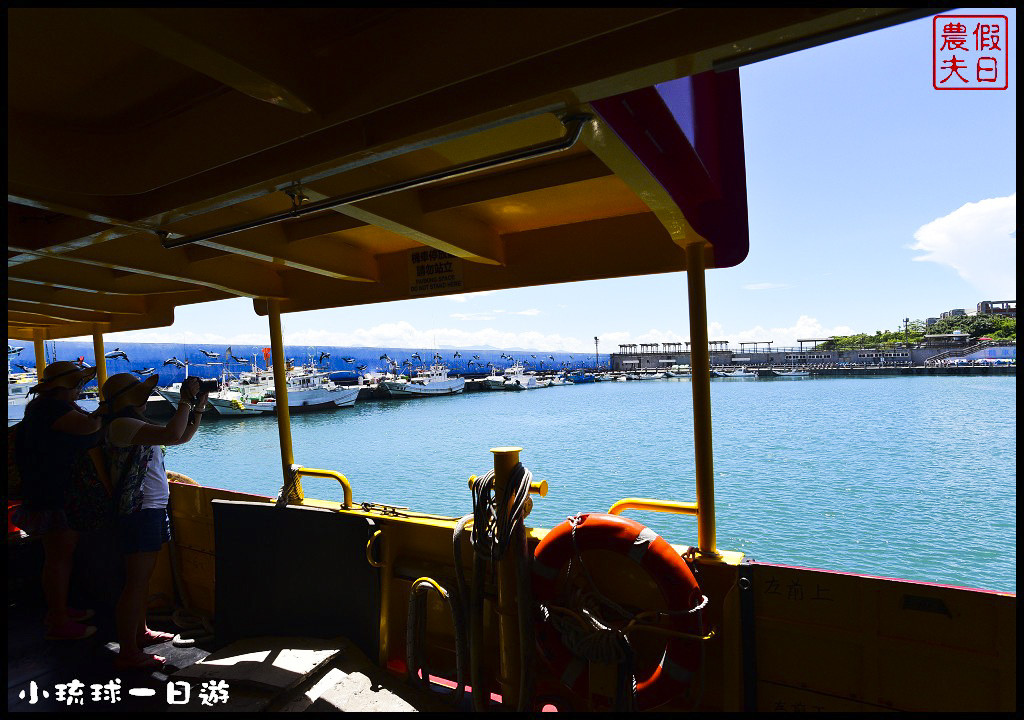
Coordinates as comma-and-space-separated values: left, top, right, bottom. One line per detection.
166, 375, 1016, 593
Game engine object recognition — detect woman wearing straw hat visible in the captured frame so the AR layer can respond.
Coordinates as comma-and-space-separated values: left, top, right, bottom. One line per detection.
13, 360, 103, 641
101, 373, 209, 670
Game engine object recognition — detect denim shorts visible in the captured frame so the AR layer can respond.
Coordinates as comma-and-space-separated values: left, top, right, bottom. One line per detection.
118, 508, 171, 554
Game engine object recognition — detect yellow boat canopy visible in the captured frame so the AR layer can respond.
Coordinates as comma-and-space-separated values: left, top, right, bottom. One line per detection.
8, 8, 931, 341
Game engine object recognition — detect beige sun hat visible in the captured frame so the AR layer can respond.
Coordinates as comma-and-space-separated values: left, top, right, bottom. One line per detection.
102, 372, 160, 411
29, 360, 97, 394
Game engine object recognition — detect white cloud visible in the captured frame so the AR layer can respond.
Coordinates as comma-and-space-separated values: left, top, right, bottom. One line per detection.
910, 193, 1016, 297
445, 290, 498, 303
597, 317, 854, 350
76, 318, 854, 354
97, 330, 272, 345
726, 316, 855, 349
451, 312, 496, 321
509, 309, 542, 316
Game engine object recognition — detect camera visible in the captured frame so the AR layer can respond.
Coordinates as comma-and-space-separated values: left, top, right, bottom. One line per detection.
197, 379, 220, 393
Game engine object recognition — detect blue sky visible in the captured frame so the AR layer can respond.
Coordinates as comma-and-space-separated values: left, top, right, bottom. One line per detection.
85, 9, 1018, 352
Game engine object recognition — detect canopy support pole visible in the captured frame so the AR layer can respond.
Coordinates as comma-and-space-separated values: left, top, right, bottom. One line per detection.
92, 328, 107, 398
33, 330, 46, 379
685, 242, 718, 557
268, 300, 301, 499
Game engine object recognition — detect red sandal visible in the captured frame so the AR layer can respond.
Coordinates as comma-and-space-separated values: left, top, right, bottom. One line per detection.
138, 629, 176, 646
45, 620, 97, 641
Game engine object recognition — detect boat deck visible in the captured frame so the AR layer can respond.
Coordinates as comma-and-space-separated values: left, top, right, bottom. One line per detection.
7, 534, 457, 713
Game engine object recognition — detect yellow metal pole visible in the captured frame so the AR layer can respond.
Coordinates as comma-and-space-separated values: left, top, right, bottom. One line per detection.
491, 446, 523, 709
608, 498, 699, 516
92, 328, 108, 398
33, 331, 47, 379
685, 242, 718, 557
268, 300, 301, 499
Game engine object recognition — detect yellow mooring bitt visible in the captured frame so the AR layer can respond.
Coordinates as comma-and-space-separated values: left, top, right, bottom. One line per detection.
491, 446, 524, 708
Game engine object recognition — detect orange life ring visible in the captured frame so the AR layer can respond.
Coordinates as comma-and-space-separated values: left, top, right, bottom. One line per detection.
532, 512, 703, 710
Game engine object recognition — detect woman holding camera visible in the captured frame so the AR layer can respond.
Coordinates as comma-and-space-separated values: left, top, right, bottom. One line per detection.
101, 373, 209, 670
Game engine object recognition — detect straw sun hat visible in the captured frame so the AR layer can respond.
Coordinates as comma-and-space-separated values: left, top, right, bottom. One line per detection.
101, 372, 160, 412
28, 360, 97, 394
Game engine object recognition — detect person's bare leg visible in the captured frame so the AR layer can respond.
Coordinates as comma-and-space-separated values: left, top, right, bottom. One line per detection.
41, 527, 78, 627
116, 550, 158, 659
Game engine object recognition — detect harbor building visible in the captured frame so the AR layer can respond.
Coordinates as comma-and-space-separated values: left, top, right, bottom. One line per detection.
977, 300, 1015, 318
611, 300, 1016, 371
611, 336, 1015, 370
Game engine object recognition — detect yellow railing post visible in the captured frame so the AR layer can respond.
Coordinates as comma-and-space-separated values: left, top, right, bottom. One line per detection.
33, 330, 46, 379
491, 446, 523, 709
92, 328, 107, 398
685, 242, 719, 557
293, 467, 353, 508
608, 498, 699, 517
268, 300, 300, 499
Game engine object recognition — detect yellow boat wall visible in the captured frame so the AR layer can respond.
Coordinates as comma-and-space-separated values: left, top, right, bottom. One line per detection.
748, 562, 1016, 712
156, 480, 1016, 712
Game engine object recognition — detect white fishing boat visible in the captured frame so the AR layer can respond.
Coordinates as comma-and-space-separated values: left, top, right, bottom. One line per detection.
484, 368, 508, 391
8, 368, 100, 426
244, 367, 361, 410
161, 365, 359, 413
719, 369, 757, 378
382, 364, 465, 397
629, 371, 665, 380
775, 370, 810, 377
503, 364, 540, 391
7, 373, 33, 426
731, 369, 757, 378
161, 382, 267, 417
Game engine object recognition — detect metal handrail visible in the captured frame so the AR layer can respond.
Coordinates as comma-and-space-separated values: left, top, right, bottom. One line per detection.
608, 498, 698, 517
294, 466, 354, 508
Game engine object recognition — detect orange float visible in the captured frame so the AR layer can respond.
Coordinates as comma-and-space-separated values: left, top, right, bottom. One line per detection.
532, 512, 704, 710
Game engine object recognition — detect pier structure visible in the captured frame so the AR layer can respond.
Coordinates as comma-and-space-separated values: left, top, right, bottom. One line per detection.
610, 338, 1017, 371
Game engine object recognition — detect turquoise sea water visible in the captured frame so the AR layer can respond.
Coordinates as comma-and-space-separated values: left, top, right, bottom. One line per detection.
166, 376, 1016, 593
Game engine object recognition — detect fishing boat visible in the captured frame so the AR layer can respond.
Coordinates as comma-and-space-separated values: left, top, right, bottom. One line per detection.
7, 8, 1012, 714
157, 364, 267, 417
7, 372, 34, 426
381, 364, 465, 397
716, 368, 757, 378
8, 365, 100, 426
567, 370, 596, 384
248, 367, 361, 410
158, 382, 265, 417
774, 370, 811, 378
484, 369, 508, 391
502, 363, 540, 391
161, 366, 359, 412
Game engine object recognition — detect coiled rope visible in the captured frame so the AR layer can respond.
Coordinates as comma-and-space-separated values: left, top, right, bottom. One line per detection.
408, 463, 535, 710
